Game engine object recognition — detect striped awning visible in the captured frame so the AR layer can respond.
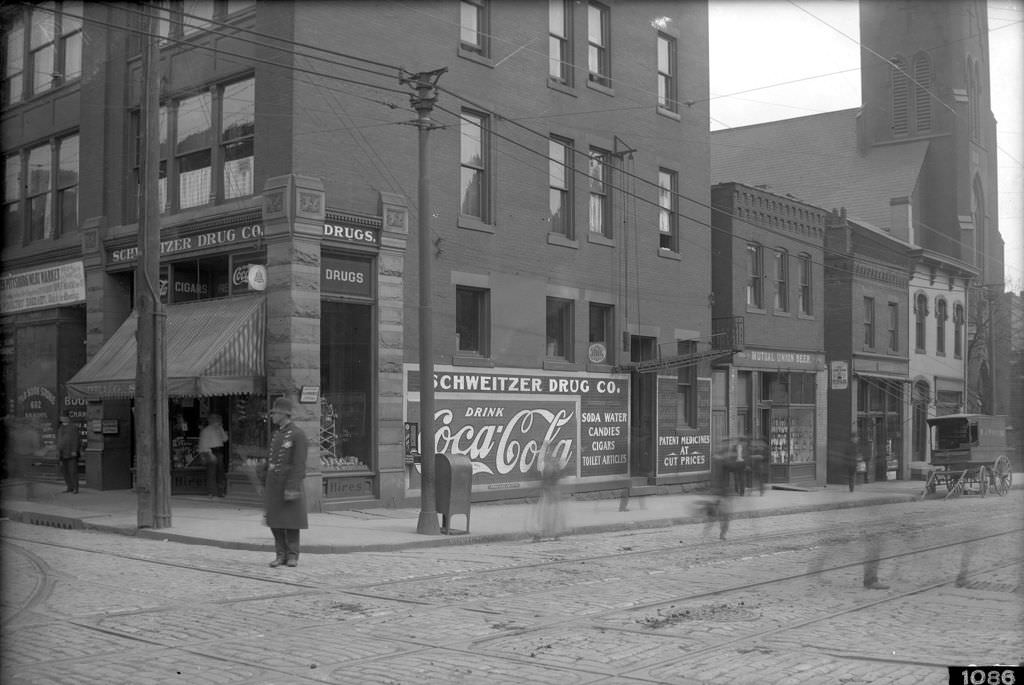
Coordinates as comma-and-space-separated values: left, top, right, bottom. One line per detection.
67, 296, 265, 399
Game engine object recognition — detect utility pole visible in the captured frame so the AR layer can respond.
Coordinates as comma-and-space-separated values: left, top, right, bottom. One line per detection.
136, 1, 171, 528
401, 67, 446, 535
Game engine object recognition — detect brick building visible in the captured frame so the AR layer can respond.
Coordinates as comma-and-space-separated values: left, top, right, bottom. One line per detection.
1, 2, 713, 508
710, 182, 827, 486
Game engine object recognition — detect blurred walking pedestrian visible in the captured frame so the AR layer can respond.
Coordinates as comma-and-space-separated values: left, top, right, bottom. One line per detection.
863, 531, 889, 590
702, 438, 735, 540
198, 413, 228, 497
56, 415, 80, 493
531, 440, 567, 541
261, 398, 308, 568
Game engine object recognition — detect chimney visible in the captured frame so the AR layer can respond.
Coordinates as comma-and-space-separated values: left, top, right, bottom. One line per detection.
889, 196, 913, 242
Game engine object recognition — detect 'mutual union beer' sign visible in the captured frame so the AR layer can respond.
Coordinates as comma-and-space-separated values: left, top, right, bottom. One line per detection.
406, 366, 630, 490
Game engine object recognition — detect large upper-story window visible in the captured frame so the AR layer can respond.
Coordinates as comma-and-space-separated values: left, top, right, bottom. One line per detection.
548, 0, 571, 84
459, 109, 489, 222
887, 302, 899, 352
797, 253, 812, 315
2, 1, 82, 107
953, 302, 964, 359
863, 296, 876, 349
914, 292, 928, 352
456, 286, 490, 357
588, 147, 610, 237
658, 168, 677, 252
3, 132, 79, 245
935, 297, 948, 355
546, 297, 574, 361
656, 33, 676, 112
459, 0, 489, 57
149, 0, 255, 45
549, 136, 573, 237
587, 2, 610, 87
589, 303, 613, 365
133, 76, 254, 217
746, 243, 764, 309
774, 249, 789, 312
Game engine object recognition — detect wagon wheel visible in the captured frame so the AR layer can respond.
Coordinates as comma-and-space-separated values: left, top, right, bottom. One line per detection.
990, 455, 1013, 497
976, 465, 988, 497
944, 470, 967, 499
918, 470, 938, 500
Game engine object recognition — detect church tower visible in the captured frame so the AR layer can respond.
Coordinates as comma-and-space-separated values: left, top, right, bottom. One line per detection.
859, 0, 1006, 413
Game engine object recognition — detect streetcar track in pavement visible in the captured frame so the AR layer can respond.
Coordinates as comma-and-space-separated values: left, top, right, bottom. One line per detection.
0, 533, 318, 590
3, 504, 1020, 597
454, 526, 1021, 652
0, 540, 59, 628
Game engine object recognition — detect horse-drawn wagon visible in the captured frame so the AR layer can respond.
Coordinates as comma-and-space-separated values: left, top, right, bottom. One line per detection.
919, 414, 1012, 499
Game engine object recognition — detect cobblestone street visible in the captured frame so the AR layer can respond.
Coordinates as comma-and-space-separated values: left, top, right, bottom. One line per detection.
3, 495, 1022, 684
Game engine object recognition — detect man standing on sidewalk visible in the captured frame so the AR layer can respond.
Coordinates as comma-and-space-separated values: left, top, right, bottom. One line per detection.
262, 398, 308, 568
56, 415, 79, 493
197, 414, 228, 497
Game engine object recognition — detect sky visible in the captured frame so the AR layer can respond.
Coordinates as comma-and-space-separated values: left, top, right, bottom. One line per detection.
708, 0, 1024, 293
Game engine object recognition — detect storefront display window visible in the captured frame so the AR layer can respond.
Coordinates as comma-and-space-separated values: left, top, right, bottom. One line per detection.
321, 301, 372, 472
764, 371, 816, 465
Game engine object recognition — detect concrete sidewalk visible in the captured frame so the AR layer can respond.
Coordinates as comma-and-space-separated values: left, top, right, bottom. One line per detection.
1, 476, 1019, 554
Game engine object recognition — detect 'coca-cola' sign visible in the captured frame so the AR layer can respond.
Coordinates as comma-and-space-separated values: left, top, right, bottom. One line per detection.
407, 366, 630, 490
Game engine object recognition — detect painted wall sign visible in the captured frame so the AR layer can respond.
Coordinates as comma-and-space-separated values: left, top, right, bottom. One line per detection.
321, 254, 373, 297
107, 224, 264, 263
655, 376, 713, 475
322, 222, 380, 247
406, 366, 630, 490
0, 261, 86, 314
107, 221, 380, 266
734, 348, 825, 370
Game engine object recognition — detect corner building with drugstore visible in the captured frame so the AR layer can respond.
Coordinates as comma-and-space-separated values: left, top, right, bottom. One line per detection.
1, 2, 717, 509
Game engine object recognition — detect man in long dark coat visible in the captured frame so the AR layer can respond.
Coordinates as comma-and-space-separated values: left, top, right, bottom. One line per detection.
262, 397, 308, 568
56, 415, 80, 493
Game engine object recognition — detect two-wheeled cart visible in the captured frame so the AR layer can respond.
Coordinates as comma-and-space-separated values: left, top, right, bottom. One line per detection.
919, 414, 1013, 499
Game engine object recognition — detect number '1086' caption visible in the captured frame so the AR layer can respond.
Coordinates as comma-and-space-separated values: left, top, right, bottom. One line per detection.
948, 666, 1021, 685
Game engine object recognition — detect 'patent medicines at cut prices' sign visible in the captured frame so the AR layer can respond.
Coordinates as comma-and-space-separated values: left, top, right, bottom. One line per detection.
406, 366, 630, 490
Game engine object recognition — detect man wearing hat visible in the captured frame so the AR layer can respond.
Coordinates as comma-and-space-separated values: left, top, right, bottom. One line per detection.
56, 415, 80, 493
263, 397, 309, 567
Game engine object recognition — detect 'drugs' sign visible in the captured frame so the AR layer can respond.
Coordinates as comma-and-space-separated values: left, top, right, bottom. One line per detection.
406, 366, 630, 490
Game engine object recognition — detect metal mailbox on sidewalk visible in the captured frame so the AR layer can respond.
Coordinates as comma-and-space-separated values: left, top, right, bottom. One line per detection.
435, 453, 472, 534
